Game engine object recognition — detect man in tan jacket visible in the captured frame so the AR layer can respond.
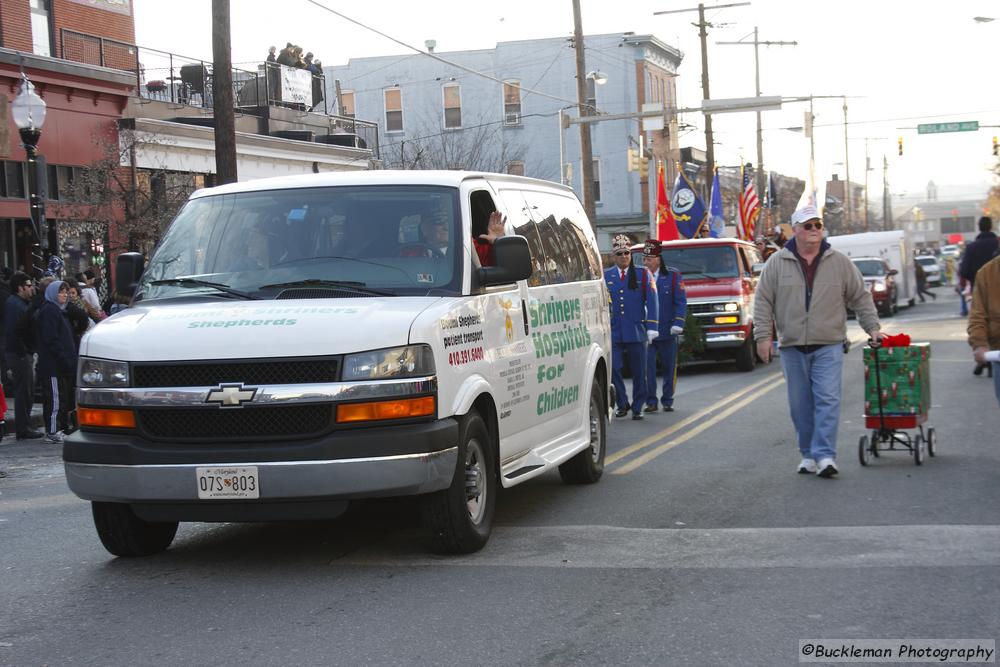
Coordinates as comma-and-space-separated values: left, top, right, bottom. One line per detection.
967, 253, 1000, 406
754, 205, 884, 478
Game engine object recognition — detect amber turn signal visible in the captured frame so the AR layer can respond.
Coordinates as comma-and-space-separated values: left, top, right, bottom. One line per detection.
714, 316, 739, 325
77, 407, 137, 428
336, 396, 436, 423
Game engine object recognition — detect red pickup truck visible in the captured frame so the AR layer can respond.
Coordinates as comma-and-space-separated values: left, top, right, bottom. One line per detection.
658, 238, 764, 372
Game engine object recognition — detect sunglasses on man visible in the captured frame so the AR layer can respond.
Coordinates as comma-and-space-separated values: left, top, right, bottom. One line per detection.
797, 221, 823, 231
614, 250, 630, 256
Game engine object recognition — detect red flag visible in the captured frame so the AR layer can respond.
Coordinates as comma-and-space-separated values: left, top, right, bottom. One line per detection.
656, 162, 679, 241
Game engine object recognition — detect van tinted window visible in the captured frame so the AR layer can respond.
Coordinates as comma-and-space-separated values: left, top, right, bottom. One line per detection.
522, 191, 598, 283
497, 189, 549, 286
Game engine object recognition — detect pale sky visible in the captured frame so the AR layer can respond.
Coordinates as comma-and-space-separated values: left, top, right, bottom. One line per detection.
133, 0, 999, 202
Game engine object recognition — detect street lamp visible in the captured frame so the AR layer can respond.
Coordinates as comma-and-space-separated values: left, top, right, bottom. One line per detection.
11, 75, 48, 251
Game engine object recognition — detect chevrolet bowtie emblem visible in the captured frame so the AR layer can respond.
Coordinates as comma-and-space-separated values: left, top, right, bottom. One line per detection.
205, 383, 258, 408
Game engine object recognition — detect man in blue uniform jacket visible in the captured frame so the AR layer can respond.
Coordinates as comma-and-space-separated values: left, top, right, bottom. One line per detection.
605, 234, 658, 420
642, 239, 687, 412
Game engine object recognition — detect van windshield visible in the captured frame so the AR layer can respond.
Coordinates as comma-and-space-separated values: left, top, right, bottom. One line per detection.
853, 259, 886, 277
135, 185, 463, 301
660, 246, 740, 279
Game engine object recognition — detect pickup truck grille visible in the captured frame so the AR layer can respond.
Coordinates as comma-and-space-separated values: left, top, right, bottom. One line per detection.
132, 358, 340, 387
136, 404, 334, 442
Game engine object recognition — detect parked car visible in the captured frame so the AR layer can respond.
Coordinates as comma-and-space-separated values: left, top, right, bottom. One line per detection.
940, 244, 961, 259
851, 256, 898, 317
914, 255, 942, 286
634, 238, 762, 372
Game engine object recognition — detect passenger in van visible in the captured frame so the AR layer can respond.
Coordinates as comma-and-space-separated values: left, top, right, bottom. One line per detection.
605, 234, 658, 420
473, 212, 507, 266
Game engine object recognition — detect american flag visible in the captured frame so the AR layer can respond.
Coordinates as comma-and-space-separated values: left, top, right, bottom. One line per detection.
738, 163, 761, 241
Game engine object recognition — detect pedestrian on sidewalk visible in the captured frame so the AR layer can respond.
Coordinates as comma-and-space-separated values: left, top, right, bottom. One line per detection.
959, 216, 998, 377
753, 205, 885, 478
3, 272, 41, 440
605, 234, 658, 421
914, 260, 936, 302
967, 254, 1000, 405
641, 239, 687, 413
36, 281, 77, 444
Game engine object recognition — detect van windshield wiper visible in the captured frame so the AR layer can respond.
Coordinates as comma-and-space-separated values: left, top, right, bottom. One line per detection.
149, 278, 260, 300
258, 279, 395, 296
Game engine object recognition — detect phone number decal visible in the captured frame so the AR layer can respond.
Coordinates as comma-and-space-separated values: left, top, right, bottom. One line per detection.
448, 346, 484, 366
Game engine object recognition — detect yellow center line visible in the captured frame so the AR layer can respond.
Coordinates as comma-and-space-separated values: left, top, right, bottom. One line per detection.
605, 371, 782, 466
611, 377, 787, 475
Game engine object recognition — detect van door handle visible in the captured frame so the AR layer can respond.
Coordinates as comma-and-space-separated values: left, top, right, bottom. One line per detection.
521, 301, 529, 336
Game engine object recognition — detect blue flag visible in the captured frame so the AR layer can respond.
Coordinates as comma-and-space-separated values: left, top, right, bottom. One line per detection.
709, 169, 724, 238
670, 169, 708, 239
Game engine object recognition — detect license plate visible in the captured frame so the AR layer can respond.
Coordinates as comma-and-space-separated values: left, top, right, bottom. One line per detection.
196, 466, 259, 500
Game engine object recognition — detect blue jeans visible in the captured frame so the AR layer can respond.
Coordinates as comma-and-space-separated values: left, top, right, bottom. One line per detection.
612, 341, 647, 414
993, 362, 1000, 406
646, 336, 678, 407
780, 344, 845, 461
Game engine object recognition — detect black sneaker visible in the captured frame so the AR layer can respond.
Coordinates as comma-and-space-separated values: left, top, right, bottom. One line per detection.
643, 404, 658, 413
615, 408, 629, 419
974, 363, 986, 376
17, 430, 43, 440
662, 405, 674, 412
631, 413, 644, 421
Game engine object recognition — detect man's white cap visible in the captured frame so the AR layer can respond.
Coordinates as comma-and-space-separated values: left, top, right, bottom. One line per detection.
790, 205, 821, 225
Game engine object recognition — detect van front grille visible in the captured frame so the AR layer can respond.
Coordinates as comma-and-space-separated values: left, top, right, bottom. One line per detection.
132, 358, 340, 387
136, 404, 334, 442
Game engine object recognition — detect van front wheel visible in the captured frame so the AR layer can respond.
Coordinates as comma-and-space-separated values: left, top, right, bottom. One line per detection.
734, 334, 756, 372
558, 381, 606, 484
421, 411, 496, 554
92, 502, 178, 557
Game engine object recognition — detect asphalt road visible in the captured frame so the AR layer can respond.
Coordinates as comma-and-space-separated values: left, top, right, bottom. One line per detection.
1, 292, 997, 666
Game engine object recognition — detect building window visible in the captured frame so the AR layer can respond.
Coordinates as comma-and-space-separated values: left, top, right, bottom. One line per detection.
442, 84, 462, 129
1, 162, 26, 199
340, 90, 355, 118
586, 78, 597, 112
592, 159, 601, 203
30, 0, 51, 57
384, 88, 403, 132
503, 81, 521, 125
505, 161, 525, 176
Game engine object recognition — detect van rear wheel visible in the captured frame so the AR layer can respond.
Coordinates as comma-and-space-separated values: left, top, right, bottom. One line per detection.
421, 411, 496, 554
92, 502, 178, 557
559, 381, 606, 484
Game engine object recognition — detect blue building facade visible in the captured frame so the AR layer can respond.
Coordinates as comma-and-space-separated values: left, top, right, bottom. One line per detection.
324, 33, 683, 250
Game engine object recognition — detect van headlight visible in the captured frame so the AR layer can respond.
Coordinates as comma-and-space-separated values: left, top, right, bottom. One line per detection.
712, 302, 740, 312
342, 345, 435, 381
79, 358, 129, 387
873, 282, 887, 292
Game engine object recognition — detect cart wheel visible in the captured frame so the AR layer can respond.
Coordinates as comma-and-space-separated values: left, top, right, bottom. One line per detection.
913, 434, 924, 466
858, 435, 870, 466
926, 427, 936, 457
870, 429, 881, 457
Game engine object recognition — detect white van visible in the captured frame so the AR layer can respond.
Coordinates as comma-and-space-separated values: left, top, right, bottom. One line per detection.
64, 171, 612, 556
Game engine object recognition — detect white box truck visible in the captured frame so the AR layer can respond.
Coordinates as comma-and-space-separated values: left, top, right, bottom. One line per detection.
827, 230, 917, 310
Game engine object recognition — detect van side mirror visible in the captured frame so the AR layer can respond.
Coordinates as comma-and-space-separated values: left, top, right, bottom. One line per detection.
478, 236, 532, 286
115, 252, 145, 297
887, 269, 899, 276
751, 262, 764, 276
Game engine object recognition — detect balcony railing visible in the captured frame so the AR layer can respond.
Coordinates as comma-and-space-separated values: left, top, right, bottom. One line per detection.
59, 29, 379, 157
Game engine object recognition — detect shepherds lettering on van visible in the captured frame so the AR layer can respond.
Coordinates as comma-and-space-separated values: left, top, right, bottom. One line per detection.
188, 318, 297, 328
442, 312, 484, 366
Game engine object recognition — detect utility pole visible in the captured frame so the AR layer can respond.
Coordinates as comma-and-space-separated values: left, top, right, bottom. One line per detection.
842, 96, 850, 230
212, 0, 238, 185
863, 138, 870, 231
883, 154, 891, 229
654, 2, 750, 186
572, 0, 596, 227
717, 27, 796, 201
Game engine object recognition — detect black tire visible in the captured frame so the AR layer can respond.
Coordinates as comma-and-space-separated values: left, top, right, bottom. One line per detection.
559, 381, 607, 484
92, 502, 178, 557
858, 435, 870, 466
734, 335, 756, 372
927, 427, 936, 457
913, 434, 924, 466
420, 411, 496, 554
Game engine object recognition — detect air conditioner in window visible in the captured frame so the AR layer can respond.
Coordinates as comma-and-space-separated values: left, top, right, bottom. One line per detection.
504, 112, 521, 125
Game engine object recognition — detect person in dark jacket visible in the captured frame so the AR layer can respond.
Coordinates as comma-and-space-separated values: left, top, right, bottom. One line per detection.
0, 266, 12, 390
959, 216, 999, 376
4, 272, 41, 439
36, 281, 77, 443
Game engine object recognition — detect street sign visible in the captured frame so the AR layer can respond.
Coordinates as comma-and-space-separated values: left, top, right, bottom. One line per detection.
917, 121, 979, 134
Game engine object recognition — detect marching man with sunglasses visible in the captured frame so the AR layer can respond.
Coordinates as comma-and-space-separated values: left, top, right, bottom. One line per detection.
605, 234, 658, 420
753, 205, 885, 478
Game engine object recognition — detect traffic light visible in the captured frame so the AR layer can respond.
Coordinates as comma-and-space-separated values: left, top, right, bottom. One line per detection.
898, 136, 903, 156
993, 136, 998, 157
638, 154, 649, 179
627, 148, 639, 172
